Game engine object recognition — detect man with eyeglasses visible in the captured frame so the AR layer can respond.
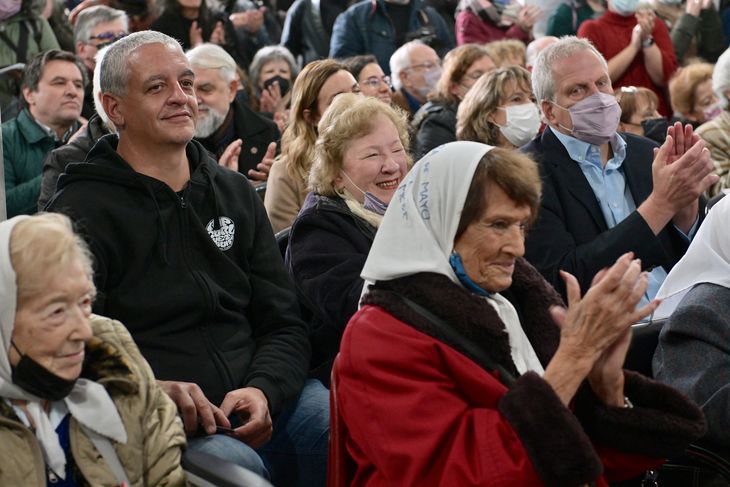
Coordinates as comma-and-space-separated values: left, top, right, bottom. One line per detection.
390, 40, 441, 119
74, 6, 128, 119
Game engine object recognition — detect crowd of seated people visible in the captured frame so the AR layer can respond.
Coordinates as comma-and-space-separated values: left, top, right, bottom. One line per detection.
4, 0, 730, 484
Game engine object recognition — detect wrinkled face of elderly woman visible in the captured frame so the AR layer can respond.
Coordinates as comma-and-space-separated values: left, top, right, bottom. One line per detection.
453, 182, 532, 292
10, 258, 94, 382
336, 113, 408, 205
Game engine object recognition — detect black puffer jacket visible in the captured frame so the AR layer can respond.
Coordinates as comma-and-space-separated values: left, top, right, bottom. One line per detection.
285, 192, 376, 384
411, 101, 458, 160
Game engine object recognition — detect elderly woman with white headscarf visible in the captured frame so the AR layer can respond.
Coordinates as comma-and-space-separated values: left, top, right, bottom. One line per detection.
332, 141, 706, 487
653, 195, 730, 450
0, 213, 186, 485
696, 47, 730, 197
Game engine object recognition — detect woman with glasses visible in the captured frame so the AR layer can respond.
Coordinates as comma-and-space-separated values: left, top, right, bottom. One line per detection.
457, 65, 542, 149
342, 55, 393, 105
412, 44, 494, 159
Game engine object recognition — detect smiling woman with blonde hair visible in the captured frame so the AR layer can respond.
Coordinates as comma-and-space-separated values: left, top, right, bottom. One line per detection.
286, 93, 411, 383
264, 59, 360, 232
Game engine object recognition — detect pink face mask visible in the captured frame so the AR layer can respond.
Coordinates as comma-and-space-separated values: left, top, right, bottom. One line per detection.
0, 0, 21, 20
553, 92, 622, 146
703, 102, 723, 122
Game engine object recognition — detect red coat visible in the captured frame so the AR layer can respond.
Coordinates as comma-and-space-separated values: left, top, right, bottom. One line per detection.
332, 264, 706, 487
578, 11, 677, 117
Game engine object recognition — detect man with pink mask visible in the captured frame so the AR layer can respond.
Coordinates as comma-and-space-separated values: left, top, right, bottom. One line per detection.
522, 36, 717, 303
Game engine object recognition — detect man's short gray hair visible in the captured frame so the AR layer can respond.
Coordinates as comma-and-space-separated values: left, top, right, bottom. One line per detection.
99, 30, 182, 97
390, 40, 424, 91
531, 36, 608, 104
74, 6, 128, 44
186, 43, 238, 83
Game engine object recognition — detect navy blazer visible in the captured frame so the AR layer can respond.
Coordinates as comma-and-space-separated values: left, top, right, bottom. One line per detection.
522, 128, 693, 297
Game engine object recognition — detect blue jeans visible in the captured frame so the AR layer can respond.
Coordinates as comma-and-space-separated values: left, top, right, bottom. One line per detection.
186, 379, 329, 487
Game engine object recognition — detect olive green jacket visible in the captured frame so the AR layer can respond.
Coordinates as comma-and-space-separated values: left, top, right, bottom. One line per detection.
0, 315, 188, 486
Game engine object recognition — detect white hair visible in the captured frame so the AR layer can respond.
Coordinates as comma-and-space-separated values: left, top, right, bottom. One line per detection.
389, 40, 425, 91
186, 43, 238, 83
93, 45, 114, 131
99, 30, 181, 97
74, 5, 128, 43
713, 47, 730, 108
526, 36, 558, 69
531, 36, 608, 104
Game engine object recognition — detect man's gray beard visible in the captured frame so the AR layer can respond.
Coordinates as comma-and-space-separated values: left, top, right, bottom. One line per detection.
195, 106, 227, 138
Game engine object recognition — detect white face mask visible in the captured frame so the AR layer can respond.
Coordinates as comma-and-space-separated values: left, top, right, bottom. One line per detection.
496, 103, 541, 147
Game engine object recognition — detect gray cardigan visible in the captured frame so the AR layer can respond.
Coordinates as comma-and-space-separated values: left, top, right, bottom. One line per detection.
654, 282, 730, 449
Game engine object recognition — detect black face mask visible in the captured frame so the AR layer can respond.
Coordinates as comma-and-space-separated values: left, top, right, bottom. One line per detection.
10, 341, 77, 401
641, 117, 669, 145
262, 75, 291, 98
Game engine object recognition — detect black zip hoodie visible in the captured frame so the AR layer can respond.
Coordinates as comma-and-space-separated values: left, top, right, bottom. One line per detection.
46, 134, 310, 413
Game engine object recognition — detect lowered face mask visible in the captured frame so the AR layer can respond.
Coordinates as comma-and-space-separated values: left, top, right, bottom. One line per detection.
10, 341, 78, 401
553, 92, 622, 146
496, 103, 541, 147
703, 102, 723, 122
341, 171, 390, 216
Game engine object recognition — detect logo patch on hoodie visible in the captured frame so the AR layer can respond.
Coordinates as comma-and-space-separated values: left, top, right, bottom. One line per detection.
206, 217, 235, 251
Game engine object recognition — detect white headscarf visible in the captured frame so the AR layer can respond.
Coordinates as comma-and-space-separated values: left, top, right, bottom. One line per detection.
361, 141, 544, 375
654, 196, 730, 319
361, 141, 490, 284
0, 216, 127, 480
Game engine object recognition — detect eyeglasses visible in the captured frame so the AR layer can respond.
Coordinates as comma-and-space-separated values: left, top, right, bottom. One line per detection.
406, 61, 441, 72
88, 31, 128, 48
360, 75, 392, 89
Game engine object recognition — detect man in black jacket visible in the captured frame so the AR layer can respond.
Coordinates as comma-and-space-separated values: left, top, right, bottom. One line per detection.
522, 36, 717, 301
46, 31, 327, 487
187, 43, 279, 183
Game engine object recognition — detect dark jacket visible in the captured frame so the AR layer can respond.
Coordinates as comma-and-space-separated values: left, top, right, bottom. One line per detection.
3, 108, 56, 217
150, 7, 254, 69
285, 193, 376, 382
335, 262, 706, 486
411, 100, 457, 160
281, 0, 347, 65
46, 135, 309, 412
38, 113, 109, 210
522, 128, 694, 298
654, 282, 730, 450
329, 0, 454, 74
196, 97, 279, 177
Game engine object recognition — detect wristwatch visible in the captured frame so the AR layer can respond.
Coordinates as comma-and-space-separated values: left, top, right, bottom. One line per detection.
642, 36, 655, 49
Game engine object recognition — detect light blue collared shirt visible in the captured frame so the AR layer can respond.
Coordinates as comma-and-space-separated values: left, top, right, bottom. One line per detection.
550, 127, 698, 305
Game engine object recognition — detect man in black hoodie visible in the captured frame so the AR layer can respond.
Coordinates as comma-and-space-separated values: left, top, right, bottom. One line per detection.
46, 30, 327, 487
